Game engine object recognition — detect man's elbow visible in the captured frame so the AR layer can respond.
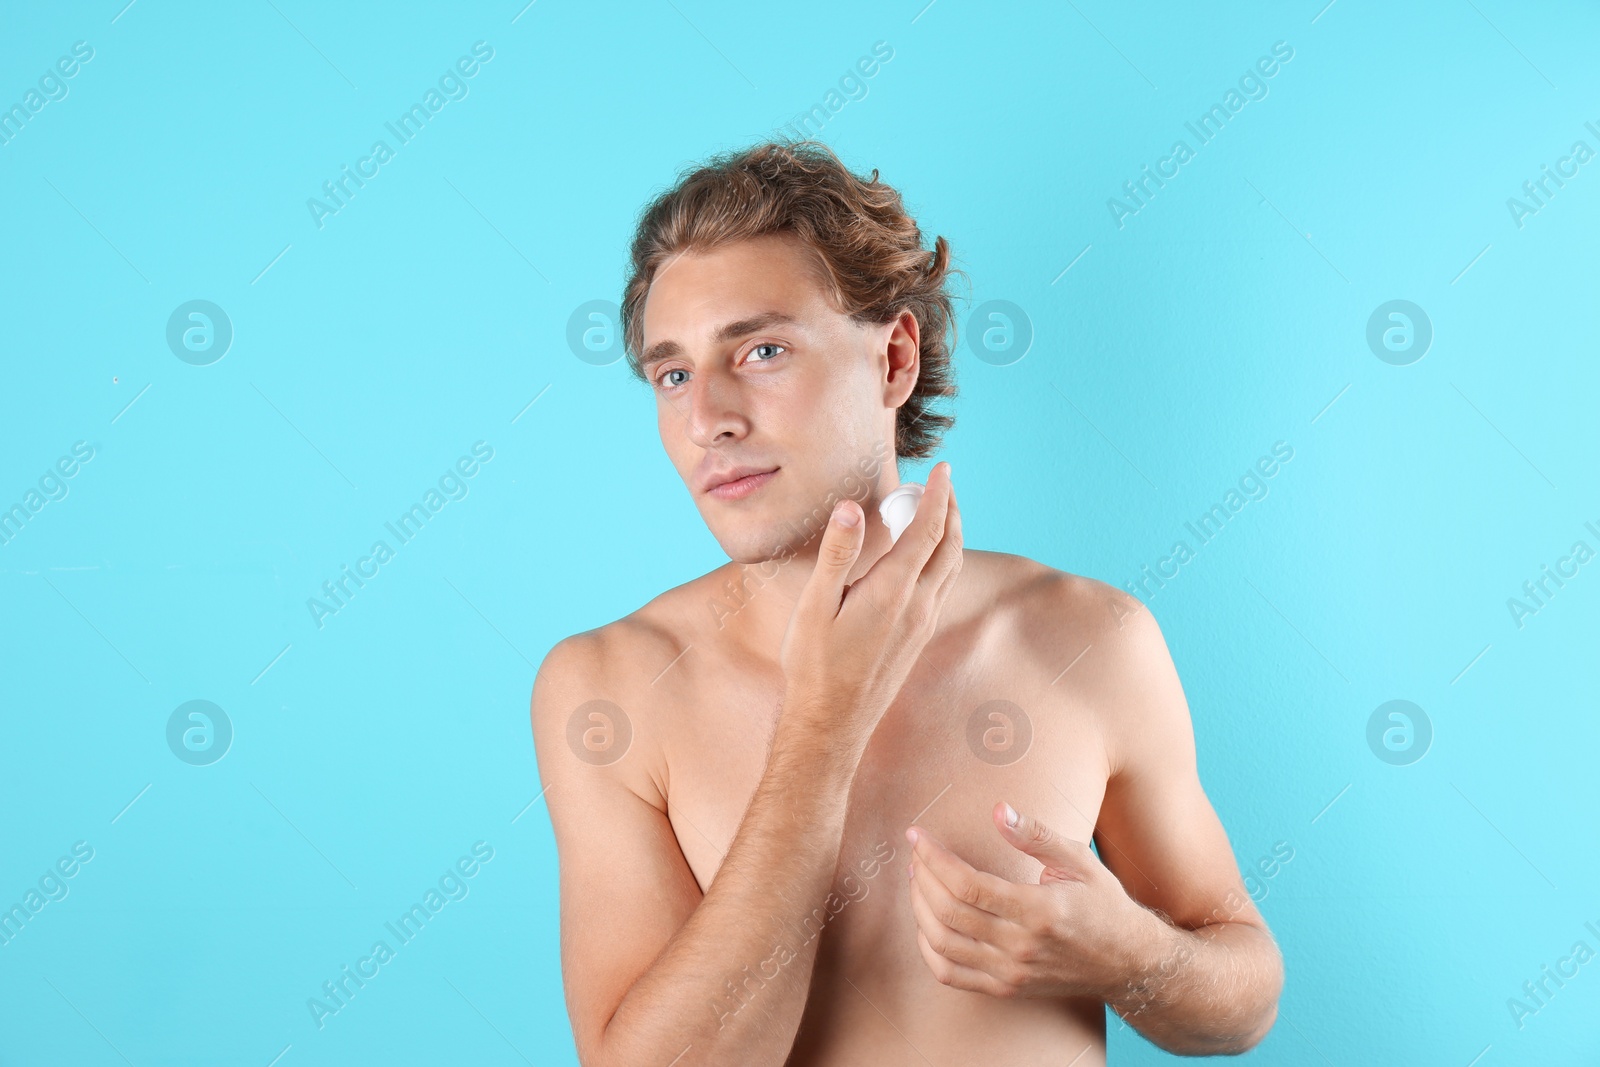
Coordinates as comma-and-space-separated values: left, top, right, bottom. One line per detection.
1150, 1002, 1278, 1058
1146, 942, 1283, 1056
1213, 948, 1283, 1055
1210, 999, 1278, 1056
1238, 1000, 1279, 1052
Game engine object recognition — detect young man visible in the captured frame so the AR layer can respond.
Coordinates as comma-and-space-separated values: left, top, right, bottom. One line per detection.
531, 142, 1283, 1066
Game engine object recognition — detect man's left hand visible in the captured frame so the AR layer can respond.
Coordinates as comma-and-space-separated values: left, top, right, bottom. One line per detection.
905, 801, 1171, 1001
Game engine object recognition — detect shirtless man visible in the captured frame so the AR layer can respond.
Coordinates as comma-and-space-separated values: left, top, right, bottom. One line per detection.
530, 142, 1283, 1066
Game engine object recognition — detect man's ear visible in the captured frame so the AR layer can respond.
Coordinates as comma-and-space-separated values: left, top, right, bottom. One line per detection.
881, 309, 922, 410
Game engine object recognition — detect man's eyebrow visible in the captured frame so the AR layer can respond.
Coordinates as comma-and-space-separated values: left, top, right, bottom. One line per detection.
639, 311, 802, 373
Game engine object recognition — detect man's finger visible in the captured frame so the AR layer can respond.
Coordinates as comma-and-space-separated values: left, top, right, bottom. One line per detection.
906, 826, 1028, 922
910, 855, 1012, 944
797, 498, 865, 619
914, 929, 1013, 998
994, 802, 1095, 878
880, 462, 952, 583
920, 472, 963, 598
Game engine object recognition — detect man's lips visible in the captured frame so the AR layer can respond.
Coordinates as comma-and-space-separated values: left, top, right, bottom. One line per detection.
706, 468, 779, 501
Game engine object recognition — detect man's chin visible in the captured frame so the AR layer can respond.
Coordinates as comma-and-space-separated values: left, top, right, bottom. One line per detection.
709, 520, 819, 567
716, 538, 806, 567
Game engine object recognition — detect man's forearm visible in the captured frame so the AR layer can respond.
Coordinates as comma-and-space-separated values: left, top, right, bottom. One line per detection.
596, 700, 864, 1067
1106, 913, 1283, 1056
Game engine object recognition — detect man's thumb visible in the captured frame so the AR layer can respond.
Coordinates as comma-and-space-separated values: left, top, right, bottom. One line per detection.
805, 499, 864, 608
996, 802, 1090, 873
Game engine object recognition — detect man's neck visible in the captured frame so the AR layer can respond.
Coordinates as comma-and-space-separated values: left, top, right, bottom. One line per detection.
713, 514, 901, 664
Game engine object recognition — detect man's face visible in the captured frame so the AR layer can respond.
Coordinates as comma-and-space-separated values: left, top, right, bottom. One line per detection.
639, 231, 909, 563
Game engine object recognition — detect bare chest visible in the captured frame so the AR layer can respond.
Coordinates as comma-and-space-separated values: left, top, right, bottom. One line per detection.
660, 647, 1111, 927
654, 632, 1114, 1061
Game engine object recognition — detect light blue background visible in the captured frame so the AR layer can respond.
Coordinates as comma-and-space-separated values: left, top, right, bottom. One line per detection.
3, 1, 1597, 1064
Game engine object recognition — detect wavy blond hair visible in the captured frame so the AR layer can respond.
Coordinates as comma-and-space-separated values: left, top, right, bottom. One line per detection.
620, 140, 963, 460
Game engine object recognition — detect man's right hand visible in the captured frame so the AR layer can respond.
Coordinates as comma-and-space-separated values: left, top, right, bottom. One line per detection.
778, 461, 963, 746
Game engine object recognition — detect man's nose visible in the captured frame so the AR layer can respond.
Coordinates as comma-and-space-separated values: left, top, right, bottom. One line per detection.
683, 371, 748, 446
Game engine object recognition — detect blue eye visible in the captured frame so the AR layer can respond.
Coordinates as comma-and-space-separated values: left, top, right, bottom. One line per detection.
656, 344, 783, 389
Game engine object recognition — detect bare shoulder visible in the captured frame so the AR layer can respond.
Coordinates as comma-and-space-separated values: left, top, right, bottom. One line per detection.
956, 550, 1182, 768
953, 548, 1150, 649
532, 566, 721, 696
530, 572, 718, 808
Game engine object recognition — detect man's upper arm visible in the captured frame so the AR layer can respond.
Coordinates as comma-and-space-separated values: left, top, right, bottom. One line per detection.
1082, 589, 1265, 934
531, 632, 704, 1061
